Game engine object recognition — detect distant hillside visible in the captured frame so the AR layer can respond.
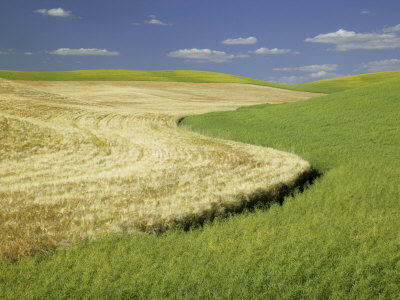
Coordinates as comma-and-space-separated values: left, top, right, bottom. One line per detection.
287, 70, 400, 93
1, 69, 399, 94
0, 69, 280, 87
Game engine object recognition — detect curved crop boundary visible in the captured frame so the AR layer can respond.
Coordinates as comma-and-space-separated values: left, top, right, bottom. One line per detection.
173, 118, 322, 232
146, 168, 322, 233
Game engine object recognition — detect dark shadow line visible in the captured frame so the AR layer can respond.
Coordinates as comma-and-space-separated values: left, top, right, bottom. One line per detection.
136, 166, 322, 234
179, 167, 322, 232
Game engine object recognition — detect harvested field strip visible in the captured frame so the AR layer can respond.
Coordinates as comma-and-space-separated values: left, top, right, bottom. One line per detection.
0, 79, 319, 260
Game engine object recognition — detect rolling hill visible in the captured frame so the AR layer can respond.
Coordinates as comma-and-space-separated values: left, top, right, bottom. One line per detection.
1, 70, 399, 299
2, 69, 400, 94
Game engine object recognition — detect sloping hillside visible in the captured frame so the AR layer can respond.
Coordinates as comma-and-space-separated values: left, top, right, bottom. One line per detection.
1, 70, 399, 299
0, 69, 279, 86
2, 69, 400, 94
287, 70, 400, 93
181, 76, 400, 298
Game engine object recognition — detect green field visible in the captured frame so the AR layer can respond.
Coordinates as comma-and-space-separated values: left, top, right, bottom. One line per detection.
1, 71, 400, 299
182, 76, 400, 297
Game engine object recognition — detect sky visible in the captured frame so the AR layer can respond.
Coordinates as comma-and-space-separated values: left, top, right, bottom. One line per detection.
1, 0, 400, 83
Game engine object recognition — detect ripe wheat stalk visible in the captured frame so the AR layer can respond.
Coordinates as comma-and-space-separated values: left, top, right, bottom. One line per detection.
0, 79, 317, 260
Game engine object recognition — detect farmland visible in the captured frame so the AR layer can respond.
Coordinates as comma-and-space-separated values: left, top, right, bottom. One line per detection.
1, 70, 399, 299
0, 73, 319, 261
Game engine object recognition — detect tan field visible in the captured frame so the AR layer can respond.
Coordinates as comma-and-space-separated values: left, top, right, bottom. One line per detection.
0, 79, 321, 260
15, 80, 322, 114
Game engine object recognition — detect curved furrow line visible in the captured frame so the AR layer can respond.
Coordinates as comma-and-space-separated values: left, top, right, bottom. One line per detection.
0, 79, 316, 260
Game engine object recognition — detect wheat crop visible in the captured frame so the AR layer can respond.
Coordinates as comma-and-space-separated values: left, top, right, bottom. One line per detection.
0, 79, 319, 260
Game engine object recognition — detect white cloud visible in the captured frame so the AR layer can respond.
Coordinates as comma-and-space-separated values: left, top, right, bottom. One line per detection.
35, 8, 72, 17
273, 64, 338, 72
167, 48, 235, 63
35, 9, 47, 14
24, 52, 33, 55
236, 54, 250, 58
145, 15, 170, 26
270, 64, 340, 83
253, 47, 292, 55
383, 24, 400, 33
48, 48, 119, 56
267, 71, 338, 84
221, 36, 258, 45
305, 28, 400, 51
266, 75, 308, 84
359, 59, 400, 72
361, 10, 371, 14
309, 71, 329, 78
145, 19, 170, 26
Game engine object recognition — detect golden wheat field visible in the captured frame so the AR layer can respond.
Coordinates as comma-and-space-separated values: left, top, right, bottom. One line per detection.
0, 78, 321, 260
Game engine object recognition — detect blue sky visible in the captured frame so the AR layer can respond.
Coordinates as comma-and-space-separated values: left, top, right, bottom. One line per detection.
1, 0, 400, 83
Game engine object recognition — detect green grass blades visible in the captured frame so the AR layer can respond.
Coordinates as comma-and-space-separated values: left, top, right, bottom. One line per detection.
181, 79, 400, 297
183, 79, 400, 170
